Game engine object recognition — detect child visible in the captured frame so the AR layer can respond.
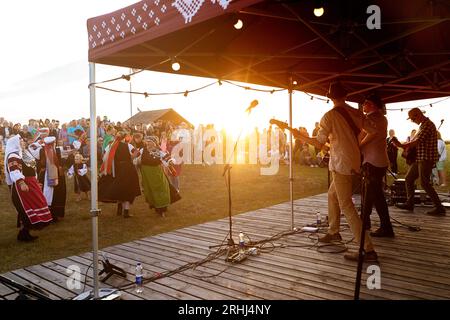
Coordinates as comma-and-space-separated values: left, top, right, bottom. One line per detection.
68, 153, 91, 201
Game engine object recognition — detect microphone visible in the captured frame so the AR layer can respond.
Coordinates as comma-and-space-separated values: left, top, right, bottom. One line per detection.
245, 100, 259, 113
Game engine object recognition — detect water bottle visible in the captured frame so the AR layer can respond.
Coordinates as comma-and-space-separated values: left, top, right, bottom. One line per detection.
238, 232, 245, 254
135, 262, 143, 294
316, 211, 322, 226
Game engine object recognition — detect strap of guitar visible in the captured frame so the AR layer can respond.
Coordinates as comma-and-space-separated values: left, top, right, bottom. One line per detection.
333, 107, 362, 178
333, 107, 361, 143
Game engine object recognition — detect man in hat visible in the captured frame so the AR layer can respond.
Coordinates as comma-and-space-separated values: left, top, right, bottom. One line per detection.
300, 82, 378, 261
394, 108, 445, 216
360, 93, 394, 237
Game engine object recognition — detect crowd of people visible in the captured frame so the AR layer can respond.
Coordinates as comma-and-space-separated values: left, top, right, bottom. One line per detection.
0, 116, 184, 241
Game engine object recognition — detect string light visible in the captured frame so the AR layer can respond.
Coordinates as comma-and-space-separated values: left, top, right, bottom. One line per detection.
326, 99, 330, 104
218, 79, 222, 86
171, 58, 180, 71
184, 90, 189, 97
310, 96, 314, 100
234, 19, 243, 30
313, 0, 325, 17
121, 74, 131, 81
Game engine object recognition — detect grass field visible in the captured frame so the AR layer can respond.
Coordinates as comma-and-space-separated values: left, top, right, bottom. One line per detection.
0, 164, 328, 273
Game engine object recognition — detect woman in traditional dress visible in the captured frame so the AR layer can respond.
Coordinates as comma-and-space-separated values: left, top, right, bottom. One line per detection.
98, 132, 141, 218
140, 136, 181, 217
4, 135, 53, 241
68, 153, 91, 201
36, 136, 67, 221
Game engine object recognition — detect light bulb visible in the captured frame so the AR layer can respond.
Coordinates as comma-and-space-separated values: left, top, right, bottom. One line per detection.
313, 7, 324, 17
171, 61, 180, 71
234, 19, 243, 30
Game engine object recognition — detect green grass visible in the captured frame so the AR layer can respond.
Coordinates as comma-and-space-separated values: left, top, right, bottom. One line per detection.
0, 164, 328, 273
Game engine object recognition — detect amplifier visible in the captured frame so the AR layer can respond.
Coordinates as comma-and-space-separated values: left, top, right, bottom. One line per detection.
389, 179, 432, 205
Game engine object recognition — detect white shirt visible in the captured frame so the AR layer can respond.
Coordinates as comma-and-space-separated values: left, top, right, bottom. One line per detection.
317, 103, 363, 175
438, 139, 446, 162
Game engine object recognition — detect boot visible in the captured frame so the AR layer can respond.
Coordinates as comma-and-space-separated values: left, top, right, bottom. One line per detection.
17, 229, 38, 242
123, 209, 132, 218
116, 203, 123, 216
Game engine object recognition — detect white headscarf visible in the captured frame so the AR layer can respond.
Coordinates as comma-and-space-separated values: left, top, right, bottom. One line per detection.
3, 134, 22, 185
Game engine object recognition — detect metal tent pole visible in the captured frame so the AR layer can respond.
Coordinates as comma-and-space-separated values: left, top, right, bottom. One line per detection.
89, 62, 100, 299
288, 78, 294, 229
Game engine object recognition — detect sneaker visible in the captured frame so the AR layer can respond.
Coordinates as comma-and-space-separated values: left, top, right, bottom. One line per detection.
370, 228, 395, 238
344, 250, 378, 262
318, 233, 342, 243
395, 203, 414, 211
426, 206, 446, 216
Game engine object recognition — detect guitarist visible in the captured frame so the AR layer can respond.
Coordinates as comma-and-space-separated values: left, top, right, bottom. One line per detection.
393, 108, 445, 216
290, 82, 378, 261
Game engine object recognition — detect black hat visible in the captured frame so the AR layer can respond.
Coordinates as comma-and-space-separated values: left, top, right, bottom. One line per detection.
326, 82, 348, 99
365, 93, 384, 110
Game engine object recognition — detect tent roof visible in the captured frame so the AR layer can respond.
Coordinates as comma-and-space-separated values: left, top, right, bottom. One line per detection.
87, 0, 450, 103
124, 108, 193, 127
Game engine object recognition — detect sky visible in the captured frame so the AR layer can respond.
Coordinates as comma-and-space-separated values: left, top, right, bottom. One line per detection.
0, 0, 449, 140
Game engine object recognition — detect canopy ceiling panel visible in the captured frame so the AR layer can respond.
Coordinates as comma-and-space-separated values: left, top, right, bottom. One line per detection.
87, 0, 450, 103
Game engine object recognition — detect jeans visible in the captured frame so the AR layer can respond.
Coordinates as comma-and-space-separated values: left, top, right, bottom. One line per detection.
362, 163, 393, 231
328, 171, 374, 252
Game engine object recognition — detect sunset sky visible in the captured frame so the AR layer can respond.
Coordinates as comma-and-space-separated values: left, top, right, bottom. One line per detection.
1, 0, 449, 140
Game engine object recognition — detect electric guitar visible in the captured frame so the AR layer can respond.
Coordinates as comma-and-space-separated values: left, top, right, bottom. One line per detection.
269, 119, 329, 152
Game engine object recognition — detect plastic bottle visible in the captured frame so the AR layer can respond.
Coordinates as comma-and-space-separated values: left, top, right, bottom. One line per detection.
135, 262, 143, 294
238, 232, 245, 254
316, 211, 322, 226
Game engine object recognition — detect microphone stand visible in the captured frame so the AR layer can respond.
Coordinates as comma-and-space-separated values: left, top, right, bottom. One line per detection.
209, 106, 255, 262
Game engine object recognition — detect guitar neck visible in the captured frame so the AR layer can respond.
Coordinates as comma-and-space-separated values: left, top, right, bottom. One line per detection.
286, 128, 327, 151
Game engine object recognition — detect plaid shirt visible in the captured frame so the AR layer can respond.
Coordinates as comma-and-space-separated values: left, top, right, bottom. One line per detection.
414, 117, 439, 162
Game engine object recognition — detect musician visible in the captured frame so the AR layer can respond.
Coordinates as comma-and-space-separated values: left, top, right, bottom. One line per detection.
291, 82, 378, 261
360, 94, 394, 237
394, 108, 445, 216
386, 129, 399, 174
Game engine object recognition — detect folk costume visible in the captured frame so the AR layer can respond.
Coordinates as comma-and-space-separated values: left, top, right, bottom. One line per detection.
36, 137, 67, 220
4, 135, 52, 241
140, 137, 181, 216
68, 154, 91, 195
98, 136, 141, 218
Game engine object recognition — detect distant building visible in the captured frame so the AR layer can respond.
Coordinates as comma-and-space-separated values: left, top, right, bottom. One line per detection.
124, 108, 193, 128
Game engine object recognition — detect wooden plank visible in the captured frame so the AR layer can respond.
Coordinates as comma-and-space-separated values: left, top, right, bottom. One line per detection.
43, 257, 168, 301
2, 271, 63, 300
161, 228, 450, 298
188, 219, 450, 269
0, 282, 15, 298
63, 255, 195, 300
116, 242, 325, 300
129, 238, 369, 300
100, 246, 257, 300
183, 221, 450, 284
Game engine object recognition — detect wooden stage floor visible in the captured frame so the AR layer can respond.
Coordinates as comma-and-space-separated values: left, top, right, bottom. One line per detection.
1, 193, 450, 300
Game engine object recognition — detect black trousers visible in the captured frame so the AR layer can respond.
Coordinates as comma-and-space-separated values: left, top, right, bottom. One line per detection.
362, 163, 393, 231
388, 151, 398, 174
405, 160, 442, 208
